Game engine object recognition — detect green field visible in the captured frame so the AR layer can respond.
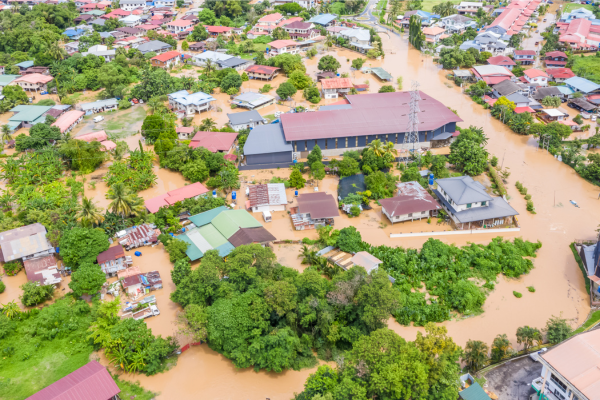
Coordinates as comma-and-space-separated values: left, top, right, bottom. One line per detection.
573, 55, 600, 84
562, 2, 597, 14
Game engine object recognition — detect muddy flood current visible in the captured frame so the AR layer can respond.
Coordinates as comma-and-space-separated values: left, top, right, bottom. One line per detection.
3, 15, 600, 399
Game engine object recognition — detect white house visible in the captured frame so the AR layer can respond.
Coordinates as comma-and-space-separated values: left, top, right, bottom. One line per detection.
379, 181, 441, 224
248, 183, 288, 213
97, 245, 130, 276
81, 45, 116, 62
523, 69, 548, 87
119, 14, 142, 27
455, 1, 484, 15
422, 26, 446, 44
168, 90, 216, 117
153, 0, 175, 7
268, 39, 299, 56
166, 19, 194, 34
321, 77, 353, 99
227, 110, 267, 131
120, 0, 145, 11
340, 28, 373, 53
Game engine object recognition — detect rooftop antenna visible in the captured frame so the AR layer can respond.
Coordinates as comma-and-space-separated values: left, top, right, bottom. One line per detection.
404, 80, 421, 162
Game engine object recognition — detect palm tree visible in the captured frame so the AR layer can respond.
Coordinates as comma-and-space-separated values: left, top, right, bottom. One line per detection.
106, 183, 137, 218
204, 59, 215, 77
128, 351, 146, 373
299, 245, 319, 265
1, 301, 21, 319
48, 41, 66, 61
462, 340, 489, 372
0, 189, 16, 211
199, 118, 217, 131
383, 141, 398, 158
77, 196, 105, 227
108, 345, 129, 370
368, 139, 385, 157
1, 125, 12, 143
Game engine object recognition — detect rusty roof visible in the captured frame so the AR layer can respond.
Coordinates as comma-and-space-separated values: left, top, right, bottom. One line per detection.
297, 192, 339, 219
280, 91, 462, 141
248, 183, 287, 207
228, 227, 276, 247
122, 273, 142, 288
321, 78, 353, 90
0, 223, 52, 262
23, 255, 60, 286
245, 64, 280, 75
379, 181, 441, 217
26, 360, 120, 400
96, 245, 125, 265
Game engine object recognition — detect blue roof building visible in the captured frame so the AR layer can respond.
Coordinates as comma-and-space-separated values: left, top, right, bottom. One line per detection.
308, 13, 337, 26
15, 61, 34, 70
63, 29, 87, 39
564, 76, 600, 95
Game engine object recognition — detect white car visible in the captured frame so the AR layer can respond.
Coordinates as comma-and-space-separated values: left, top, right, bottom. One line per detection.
93, 116, 104, 123
581, 112, 590, 119
591, 115, 597, 122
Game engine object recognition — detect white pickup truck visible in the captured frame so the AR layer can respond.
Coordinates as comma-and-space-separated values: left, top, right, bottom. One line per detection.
122, 304, 160, 320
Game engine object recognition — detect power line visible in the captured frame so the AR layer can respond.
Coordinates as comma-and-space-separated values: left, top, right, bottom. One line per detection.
403, 80, 420, 158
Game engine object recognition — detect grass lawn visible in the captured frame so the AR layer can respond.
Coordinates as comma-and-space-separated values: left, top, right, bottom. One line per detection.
572, 310, 600, 335
420, 0, 461, 12
114, 376, 158, 400
562, 2, 597, 14
573, 55, 600, 84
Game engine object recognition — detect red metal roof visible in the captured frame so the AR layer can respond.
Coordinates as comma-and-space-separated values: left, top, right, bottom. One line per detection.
297, 192, 339, 220
546, 68, 575, 79
268, 39, 297, 49
151, 50, 181, 62
321, 78, 353, 90
204, 25, 232, 33
168, 19, 193, 27
189, 131, 237, 152
145, 182, 209, 213
26, 361, 120, 400
514, 106, 535, 113
24, 255, 60, 286
379, 181, 440, 217
97, 245, 125, 264
246, 65, 280, 75
280, 91, 462, 141
524, 68, 548, 78
483, 76, 511, 85
545, 51, 567, 58
487, 55, 516, 66
258, 12, 283, 22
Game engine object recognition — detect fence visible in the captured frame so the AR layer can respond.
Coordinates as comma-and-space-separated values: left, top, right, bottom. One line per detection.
180, 341, 203, 353
390, 227, 521, 238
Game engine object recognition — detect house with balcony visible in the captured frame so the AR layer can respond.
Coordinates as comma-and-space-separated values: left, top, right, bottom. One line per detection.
13, 73, 53, 92
380, 181, 441, 224
204, 25, 233, 37
283, 21, 319, 40
522, 69, 548, 87
120, 0, 145, 11
166, 19, 195, 34
539, 108, 570, 123
254, 12, 285, 33
460, 31, 510, 54
531, 329, 600, 400
245, 65, 280, 80
433, 175, 518, 230
422, 26, 446, 44
321, 77, 353, 99
513, 49, 536, 65
268, 40, 299, 56
438, 14, 476, 34
340, 28, 373, 52
544, 51, 568, 68
546, 68, 576, 83
168, 90, 215, 117
455, 1, 485, 16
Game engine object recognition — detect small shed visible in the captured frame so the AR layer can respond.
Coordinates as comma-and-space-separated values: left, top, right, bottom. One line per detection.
459, 382, 492, 400
97, 245, 128, 276
350, 251, 381, 273
370, 67, 393, 82
23, 255, 61, 286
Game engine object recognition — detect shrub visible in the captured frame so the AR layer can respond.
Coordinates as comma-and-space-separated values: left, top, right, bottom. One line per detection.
3, 261, 23, 276
20, 282, 54, 306
515, 181, 522, 190
513, 291, 522, 298
524, 194, 532, 200
118, 99, 132, 109
491, 156, 498, 167
350, 205, 361, 217
527, 286, 535, 292
519, 186, 528, 195
526, 200, 535, 213
0, 281, 5, 294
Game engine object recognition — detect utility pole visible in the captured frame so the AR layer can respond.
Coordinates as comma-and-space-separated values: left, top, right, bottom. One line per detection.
403, 80, 420, 163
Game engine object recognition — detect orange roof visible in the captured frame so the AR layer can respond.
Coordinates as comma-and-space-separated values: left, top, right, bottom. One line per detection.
51, 110, 85, 133
524, 68, 548, 78
151, 50, 181, 62
321, 78, 353, 90
168, 19, 194, 27
76, 130, 108, 142
14, 73, 53, 84
268, 39, 297, 48
422, 26, 445, 35
204, 25, 232, 33
258, 12, 283, 23
541, 330, 600, 399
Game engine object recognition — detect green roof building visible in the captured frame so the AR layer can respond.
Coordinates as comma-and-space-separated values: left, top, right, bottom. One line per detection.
211, 209, 262, 239
0, 74, 21, 89
458, 383, 492, 400
9, 105, 53, 127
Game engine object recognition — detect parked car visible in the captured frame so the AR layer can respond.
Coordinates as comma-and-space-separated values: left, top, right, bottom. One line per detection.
93, 116, 104, 123
132, 98, 139, 104
592, 115, 597, 122
582, 112, 590, 119
535, 41, 540, 46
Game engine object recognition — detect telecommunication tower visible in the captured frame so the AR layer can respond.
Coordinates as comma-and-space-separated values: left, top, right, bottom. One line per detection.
403, 80, 421, 157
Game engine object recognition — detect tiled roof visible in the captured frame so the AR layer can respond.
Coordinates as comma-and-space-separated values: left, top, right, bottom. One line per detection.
168, 19, 194, 26
524, 69, 548, 78
14, 73, 53, 84
258, 12, 283, 22
321, 77, 354, 90
151, 50, 181, 62
268, 39, 297, 48
246, 65, 279, 74
145, 182, 209, 213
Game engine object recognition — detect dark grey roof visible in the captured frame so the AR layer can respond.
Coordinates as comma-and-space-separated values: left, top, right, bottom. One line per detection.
430, 131, 453, 140
493, 80, 520, 97
506, 92, 531, 104
434, 189, 518, 223
227, 110, 263, 125
581, 244, 597, 276
569, 97, 597, 111
218, 57, 250, 68
243, 123, 293, 155
319, 104, 353, 111
136, 40, 171, 54
436, 176, 492, 204
90, 18, 105, 26
532, 86, 562, 100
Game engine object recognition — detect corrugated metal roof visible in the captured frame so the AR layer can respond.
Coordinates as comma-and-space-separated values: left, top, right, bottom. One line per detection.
97, 245, 125, 264
0, 223, 53, 262
227, 110, 263, 126
189, 131, 237, 152
436, 176, 492, 205
211, 209, 262, 239
458, 383, 491, 400
243, 123, 292, 155
297, 192, 339, 219
198, 224, 229, 248
228, 227, 276, 247
188, 206, 229, 227
280, 91, 462, 141
565, 76, 600, 94
350, 252, 381, 273
380, 181, 441, 217
26, 361, 120, 400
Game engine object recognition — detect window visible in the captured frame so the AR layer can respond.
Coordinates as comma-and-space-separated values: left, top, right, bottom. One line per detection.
466, 203, 472, 208
408, 213, 412, 217
550, 374, 568, 394
481, 201, 486, 206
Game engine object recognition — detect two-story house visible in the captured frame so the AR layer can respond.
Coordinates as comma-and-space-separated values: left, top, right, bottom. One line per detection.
204, 25, 232, 37
120, 0, 145, 11
13, 73, 53, 92
513, 49, 536, 65
283, 21, 319, 40
433, 175, 518, 230
486, 55, 516, 70
166, 19, 195, 34
522, 69, 548, 87
546, 68, 576, 83
268, 39, 298, 56
340, 28, 373, 52
439, 14, 476, 34
151, 51, 182, 69
460, 31, 509, 54
321, 78, 353, 99
168, 90, 216, 117
544, 51, 568, 68
253, 12, 285, 34
120, 14, 142, 27
532, 329, 600, 400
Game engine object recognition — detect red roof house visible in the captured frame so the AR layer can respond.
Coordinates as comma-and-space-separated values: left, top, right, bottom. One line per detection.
23, 255, 61, 286
245, 64, 280, 79
486, 55, 516, 70
145, 182, 210, 213
51, 110, 85, 134
546, 68, 575, 81
379, 181, 441, 223
544, 51, 568, 67
204, 25, 232, 36
151, 50, 182, 68
321, 78, 354, 90
189, 131, 237, 152
26, 361, 120, 400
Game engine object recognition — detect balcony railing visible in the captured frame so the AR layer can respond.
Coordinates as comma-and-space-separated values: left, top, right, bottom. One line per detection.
531, 378, 565, 400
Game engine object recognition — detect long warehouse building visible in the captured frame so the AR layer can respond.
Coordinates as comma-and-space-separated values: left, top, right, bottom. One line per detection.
242, 91, 462, 167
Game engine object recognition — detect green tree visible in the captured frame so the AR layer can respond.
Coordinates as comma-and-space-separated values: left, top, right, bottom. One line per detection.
276, 81, 297, 100
69, 262, 106, 297
311, 161, 326, 184
304, 86, 321, 103
379, 85, 395, 93
181, 159, 210, 183
220, 73, 243, 92
335, 154, 360, 177
288, 70, 312, 90
20, 281, 55, 307
409, 14, 425, 50
206, 167, 240, 195
190, 24, 209, 41
77, 196, 105, 227
307, 144, 323, 165
289, 167, 306, 189
177, 303, 209, 342
271, 27, 290, 40
336, 226, 362, 253
165, 238, 190, 263
351, 57, 365, 70
543, 96, 561, 109
181, 40, 189, 51
317, 55, 341, 72
107, 183, 142, 217
544, 315, 572, 344
516, 325, 543, 352
59, 227, 109, 268
491, 333, 511, 363
462, 340, 489, 372
448, 127, 489, 176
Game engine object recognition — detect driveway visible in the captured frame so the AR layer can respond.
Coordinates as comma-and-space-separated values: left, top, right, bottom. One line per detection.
484, 356, 542, 400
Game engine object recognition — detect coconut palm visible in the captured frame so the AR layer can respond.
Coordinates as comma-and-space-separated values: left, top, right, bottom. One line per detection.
204, 59, 215, 77
106, 183, 137, 218
299, 245, 319, 265
199, 118, 217, 131
462, 340, 489, 372
48, 41, 66, 61
1, 124, 12, 143
0, 189, 16, 211
368, 139, 385, 157
383, 141, 398, 158
77, 196, 105, 227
